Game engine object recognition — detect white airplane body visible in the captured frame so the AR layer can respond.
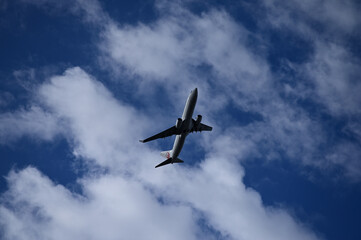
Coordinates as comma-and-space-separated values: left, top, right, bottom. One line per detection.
140, 88, 212, 168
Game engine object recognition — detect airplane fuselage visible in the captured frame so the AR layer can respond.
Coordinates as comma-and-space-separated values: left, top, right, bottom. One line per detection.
139, 87, 212, 168
171, 88, 198, 161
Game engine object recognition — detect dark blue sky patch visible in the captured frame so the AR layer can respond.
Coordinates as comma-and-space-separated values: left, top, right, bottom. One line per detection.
0, 137, 79, 195
0, 2, 96, 73
348, 36, 361, 61
243, 158, 361, 240
320, 114, 361, 146
266, 29, 314, 71
101, 0, 158, 26
223, 100, 263, 127
0, 72, 31, 112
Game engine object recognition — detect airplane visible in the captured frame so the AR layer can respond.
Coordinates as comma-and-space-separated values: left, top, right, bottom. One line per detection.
140, 88, 212, 168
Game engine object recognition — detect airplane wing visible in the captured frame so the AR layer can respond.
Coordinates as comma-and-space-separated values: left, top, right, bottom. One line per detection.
194, 123, 213, 132
139, 126, 178, 143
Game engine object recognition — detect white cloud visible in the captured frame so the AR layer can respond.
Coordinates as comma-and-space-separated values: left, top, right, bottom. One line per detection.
263, 0, 361, 38
100, 8, 270, 101
142, 143, 319, 240
0, 106, 62, 143
325, 141, 361, 180
102, 21, 195, 80
38, 67, 147, 169
100, 3, 339, 177
0, 67, 320, 240
257, 0, 361, 177
0, 167, 200, 240
261, 0, 361, 116
8, 0, 361, 179
304, 42, 361, 116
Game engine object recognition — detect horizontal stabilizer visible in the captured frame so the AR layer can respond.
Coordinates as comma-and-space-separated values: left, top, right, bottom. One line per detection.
155, 158, 184, 168
172, 158, 184, 163
155, 158, 172, 168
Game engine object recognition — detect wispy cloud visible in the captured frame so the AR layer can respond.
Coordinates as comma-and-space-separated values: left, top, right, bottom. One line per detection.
262, 0, 361, 38
0, 167, 200, 240
0, 106, 61, 143
258, 0, 361, 179
38, 67, 146, 168
97, 1, 353, 178
303, 42, 361, 116
0, 67, 320, 239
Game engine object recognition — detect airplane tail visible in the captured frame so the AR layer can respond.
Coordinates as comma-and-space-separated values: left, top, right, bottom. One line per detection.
155, 157, 184, 168
160, 150, 172, 159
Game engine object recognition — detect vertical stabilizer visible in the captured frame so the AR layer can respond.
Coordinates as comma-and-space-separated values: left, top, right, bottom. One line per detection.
160, 150, 172, 159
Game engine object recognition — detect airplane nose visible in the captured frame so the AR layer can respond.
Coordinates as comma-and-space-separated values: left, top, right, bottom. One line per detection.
191, 88, 198, 98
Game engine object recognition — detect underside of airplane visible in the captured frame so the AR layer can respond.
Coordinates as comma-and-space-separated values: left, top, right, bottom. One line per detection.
139, 88, 212, 168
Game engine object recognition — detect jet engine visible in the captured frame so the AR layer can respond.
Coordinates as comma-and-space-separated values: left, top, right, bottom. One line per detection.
175, 118, 183, 129
195, 115, 202, 127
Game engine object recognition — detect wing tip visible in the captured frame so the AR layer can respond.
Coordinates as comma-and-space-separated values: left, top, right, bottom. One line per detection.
139, 140, 145, 143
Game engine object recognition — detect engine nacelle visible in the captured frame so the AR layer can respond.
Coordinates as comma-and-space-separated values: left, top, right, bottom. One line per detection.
195, 115, 202, 126
175, 118, 182, 129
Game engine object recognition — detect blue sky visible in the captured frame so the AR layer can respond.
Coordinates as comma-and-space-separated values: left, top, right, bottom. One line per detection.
0, 0, 360, 239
